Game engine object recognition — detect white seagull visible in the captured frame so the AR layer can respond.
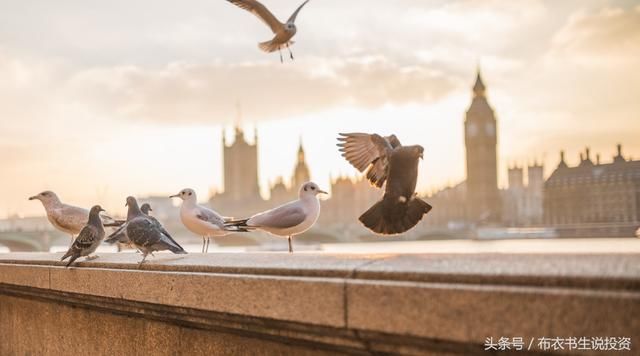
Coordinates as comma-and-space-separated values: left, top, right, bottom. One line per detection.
226, 182, 327, 253
29, 191, 121, 246
226, 0, 311, 62
170, 188, 233, 253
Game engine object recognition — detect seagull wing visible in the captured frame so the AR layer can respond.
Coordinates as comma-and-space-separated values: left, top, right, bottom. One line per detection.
249, 202, 306, 229
195, 206, 226, 230
51, 205, 88, 233
337, 133, 396, 188
227, 0, 284, 34
286, 0, 310, 24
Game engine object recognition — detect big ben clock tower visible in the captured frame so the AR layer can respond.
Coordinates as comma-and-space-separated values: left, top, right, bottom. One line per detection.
464, 68, 501, 223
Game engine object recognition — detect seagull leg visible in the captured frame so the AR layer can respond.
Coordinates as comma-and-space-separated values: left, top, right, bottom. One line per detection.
201, 237, 205, 253
205, 237, 210, 253
288, 236, 293, 253
279, 47, 283, 63
287, 44, 294, 60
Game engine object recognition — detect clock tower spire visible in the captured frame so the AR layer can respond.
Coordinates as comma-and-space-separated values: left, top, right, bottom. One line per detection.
464, 67, 501, 224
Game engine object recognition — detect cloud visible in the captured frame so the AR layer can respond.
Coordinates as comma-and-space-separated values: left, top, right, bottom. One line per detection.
67, 57, 458, 123
549, 5, 640, 64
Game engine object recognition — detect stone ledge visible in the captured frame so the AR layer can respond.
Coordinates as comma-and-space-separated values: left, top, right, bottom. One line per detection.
1, 252, 639, 355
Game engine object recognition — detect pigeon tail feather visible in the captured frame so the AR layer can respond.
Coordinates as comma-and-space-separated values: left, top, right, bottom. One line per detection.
359, 196, 432, 235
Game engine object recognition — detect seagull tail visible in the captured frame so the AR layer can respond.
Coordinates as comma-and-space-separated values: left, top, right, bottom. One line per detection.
359, 196, 433, 235
258, 40, 293, 53
224, 218, 251, 233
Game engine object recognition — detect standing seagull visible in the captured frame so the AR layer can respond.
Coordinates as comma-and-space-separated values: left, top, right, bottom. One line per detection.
60, 205, 106, 267
170, 188, 234, 253
125, 196, 187, 263
337, 133, 433, 235
226, 0, 311, 62
226, 182, 326, 253
29, 191, 121, 246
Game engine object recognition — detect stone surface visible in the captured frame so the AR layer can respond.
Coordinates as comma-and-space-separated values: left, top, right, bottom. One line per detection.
1, 252, 639, 355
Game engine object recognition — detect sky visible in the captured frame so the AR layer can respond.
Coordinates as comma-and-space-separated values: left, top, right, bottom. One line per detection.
0, 0, 639, 217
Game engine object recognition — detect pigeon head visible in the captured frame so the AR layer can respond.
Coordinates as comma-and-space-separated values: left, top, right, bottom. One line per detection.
140, 203, 153, 215
28, 191, 60, 205
300, 182, 328, 198
411, 145, 424, 159
170, 188, 196, 202
89, 205, 106, 215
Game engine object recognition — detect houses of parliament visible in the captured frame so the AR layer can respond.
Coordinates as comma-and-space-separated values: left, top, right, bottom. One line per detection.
209, 68, 640, 237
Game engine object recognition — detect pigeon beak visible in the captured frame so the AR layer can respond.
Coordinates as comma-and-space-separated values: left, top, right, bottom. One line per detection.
148, 207, 153, 212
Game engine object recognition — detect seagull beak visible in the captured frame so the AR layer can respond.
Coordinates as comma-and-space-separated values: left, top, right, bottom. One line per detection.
419, 153, 424, 159
318, 190, 328, 195
125, 202, 128, 207
169, 194, 179, 198
28, 196, 37, 201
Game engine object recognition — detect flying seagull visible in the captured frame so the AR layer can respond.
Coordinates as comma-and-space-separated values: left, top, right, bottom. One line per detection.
226, 0, 310, 62
124, 196, 187, 263
226, 182, 326, 253
60, 205, 106, 267
337, 133, 433, 235
170, 188, 237, 253
105, 203, 153, 248
29, 191, 122, 246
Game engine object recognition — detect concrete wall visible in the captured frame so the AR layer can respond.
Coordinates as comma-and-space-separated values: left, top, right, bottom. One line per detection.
1, 252, 639, 355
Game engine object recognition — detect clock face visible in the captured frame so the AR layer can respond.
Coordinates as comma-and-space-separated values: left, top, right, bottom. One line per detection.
485, 122, 495, 136
467, 123, 477, 137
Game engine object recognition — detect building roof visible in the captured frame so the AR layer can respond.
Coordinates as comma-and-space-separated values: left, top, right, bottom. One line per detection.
546, 147, 640, 186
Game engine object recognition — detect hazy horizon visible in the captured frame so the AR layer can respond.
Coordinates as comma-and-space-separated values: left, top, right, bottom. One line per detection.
1, 0, 639, 218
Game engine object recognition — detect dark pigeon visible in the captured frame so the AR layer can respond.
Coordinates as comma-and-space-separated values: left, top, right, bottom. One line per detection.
60, 205, 106, 267
337, 133, 432, 235
124, 196, 187, 263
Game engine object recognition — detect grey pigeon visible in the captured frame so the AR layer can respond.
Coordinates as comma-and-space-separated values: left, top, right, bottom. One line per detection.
105, 203, 153, 246
60, 205, 106, 267
29, 190, 123, 246
125, 197, 187, 263
338, 133, 432, 235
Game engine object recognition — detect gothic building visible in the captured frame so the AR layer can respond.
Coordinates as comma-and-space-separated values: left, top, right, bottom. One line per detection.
464, 69, 501, 223
268, 140, 312, 206
502, 163, 544, 226
544, 145, 640, 229
211, 126, 265, 217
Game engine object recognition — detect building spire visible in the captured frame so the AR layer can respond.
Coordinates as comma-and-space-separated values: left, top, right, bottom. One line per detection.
473, 66, 486, 97
297, 136, 305, 163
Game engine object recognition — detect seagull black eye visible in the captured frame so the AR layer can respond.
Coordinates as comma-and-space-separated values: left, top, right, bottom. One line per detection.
188, 192, 192, 196
311, 186, 316, 190
304, 187, 308, 191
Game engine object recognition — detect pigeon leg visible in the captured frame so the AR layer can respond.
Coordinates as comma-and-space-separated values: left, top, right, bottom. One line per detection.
287, 44, 294, 60
279, 48, 283, 63
139, 252, 148, 264
288, 236, 293, 253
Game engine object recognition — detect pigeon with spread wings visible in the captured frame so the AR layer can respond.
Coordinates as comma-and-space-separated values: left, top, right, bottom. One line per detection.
226, 0, 310, 62
337, 133, 432, 235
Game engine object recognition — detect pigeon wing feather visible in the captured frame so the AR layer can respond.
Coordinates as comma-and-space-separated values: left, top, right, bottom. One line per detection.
337, 133, 395, 188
